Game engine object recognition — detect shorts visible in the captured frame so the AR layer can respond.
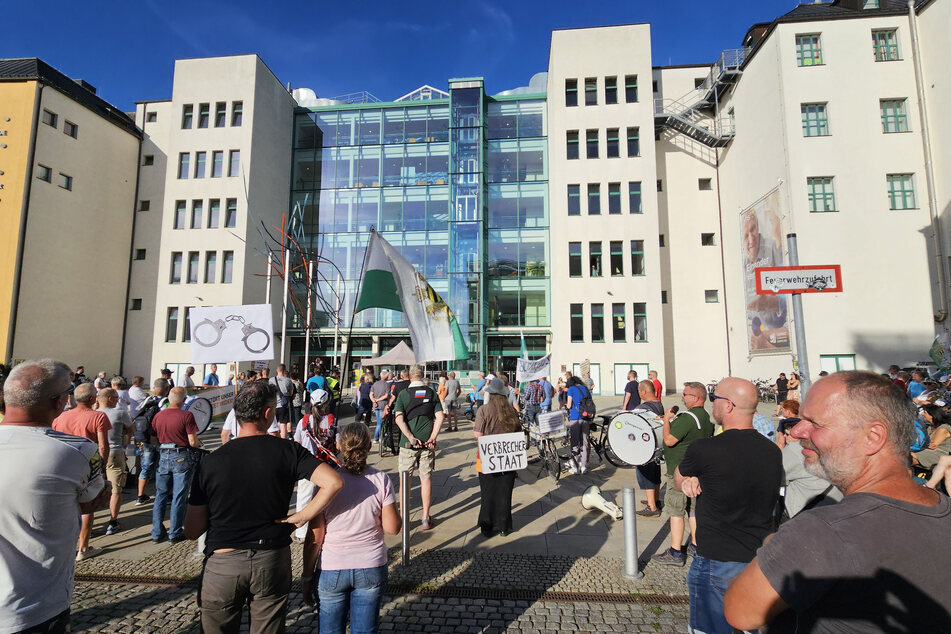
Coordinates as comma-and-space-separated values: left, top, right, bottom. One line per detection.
444, 398, 457, 411
398, 446, 436, 478
276, 406, 291, 424
664, 471, 692, 517
106, 451, 127, 489
635, 460, 661, 490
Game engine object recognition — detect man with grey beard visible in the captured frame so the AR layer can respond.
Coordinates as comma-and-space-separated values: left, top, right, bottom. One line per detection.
725, 371, 951, 633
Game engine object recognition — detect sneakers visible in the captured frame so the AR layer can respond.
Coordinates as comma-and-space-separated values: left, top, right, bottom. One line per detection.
421, 517, 432, 530
75, 546, 102, 562
652, 548, 685, 567
135, 495, 151, 506
105, 521, 121, 535
635, 507, 661, 518
169, 535, 187, 544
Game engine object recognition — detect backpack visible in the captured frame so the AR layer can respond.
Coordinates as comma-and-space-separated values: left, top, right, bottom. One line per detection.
577, 385, 596, 419
133, 396, 163, 443
910, 417, 929, 452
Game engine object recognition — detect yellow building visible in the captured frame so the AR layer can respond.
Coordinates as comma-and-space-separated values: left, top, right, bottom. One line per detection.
0, 59, 141, 372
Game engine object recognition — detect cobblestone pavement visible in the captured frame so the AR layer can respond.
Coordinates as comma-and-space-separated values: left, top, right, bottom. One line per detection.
71, 582, 689, 632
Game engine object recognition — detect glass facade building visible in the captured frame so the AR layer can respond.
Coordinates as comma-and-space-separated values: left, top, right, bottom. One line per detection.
289, 79, 549, 370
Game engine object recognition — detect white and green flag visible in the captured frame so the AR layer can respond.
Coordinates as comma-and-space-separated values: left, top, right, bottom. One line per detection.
354, 231, 469, 362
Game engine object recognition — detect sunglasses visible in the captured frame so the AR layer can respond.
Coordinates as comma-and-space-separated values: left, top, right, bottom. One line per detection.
49, 383, 76, 400
709, 392, 735, 407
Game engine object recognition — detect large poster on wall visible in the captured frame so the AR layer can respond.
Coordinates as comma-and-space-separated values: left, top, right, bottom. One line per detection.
189, 304, 275, 364
740, 188, 791, 355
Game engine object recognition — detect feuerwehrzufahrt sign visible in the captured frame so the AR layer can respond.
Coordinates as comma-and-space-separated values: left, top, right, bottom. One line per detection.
755, 265, 843, 295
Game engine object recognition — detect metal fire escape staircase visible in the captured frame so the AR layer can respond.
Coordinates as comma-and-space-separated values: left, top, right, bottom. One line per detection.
654, 48, 749, 148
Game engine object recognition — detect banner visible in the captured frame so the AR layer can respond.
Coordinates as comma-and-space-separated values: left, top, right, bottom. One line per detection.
516, 353, 551, 383
478, 432, 527, 473
740, 188, 791, 355
189, 304, 274, 364
930, 333, 951, 370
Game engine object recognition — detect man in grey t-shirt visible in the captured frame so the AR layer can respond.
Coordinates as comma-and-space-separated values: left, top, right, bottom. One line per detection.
725, 371, 951, 633
268, 364, 296, 439
370, 371, 391, 443
99, 388, 132, 535
443, 372, 461, 432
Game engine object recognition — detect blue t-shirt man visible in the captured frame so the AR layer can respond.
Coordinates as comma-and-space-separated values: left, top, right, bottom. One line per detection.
907, 380, 926, 399
540, 379, 554, 411
567, 383, 590, 420
306, 375, 327, 393
204, 371, 219, 386
474, 378, 487, 404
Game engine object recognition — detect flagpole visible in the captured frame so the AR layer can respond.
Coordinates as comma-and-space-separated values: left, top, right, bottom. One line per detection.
304, 259, 313, 382
340, 227, 375, 392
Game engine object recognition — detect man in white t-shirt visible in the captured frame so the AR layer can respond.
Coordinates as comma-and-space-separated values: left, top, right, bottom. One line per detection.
0, 359, 110, 633
219, 407, 280, 445
182, 366, 197, 388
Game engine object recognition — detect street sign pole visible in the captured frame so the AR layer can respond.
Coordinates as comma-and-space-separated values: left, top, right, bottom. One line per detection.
786, 233, 811, 396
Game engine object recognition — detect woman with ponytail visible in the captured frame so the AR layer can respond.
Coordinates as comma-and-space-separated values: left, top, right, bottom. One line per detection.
315, 423, 401, 633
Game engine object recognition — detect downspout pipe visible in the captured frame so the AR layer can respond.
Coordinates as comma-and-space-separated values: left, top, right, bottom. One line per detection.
119, 106, 145, 375
908, 0, 947, 323
6, 82, 45, 364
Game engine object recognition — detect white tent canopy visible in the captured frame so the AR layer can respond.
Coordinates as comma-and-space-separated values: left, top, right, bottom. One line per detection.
361, 340, 416, 366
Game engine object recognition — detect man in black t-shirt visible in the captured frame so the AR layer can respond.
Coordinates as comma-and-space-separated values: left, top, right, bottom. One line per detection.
675, 377, 782, 634
386, 368, 412, 413
185, 381, 343, 633
621, 370, 641, 411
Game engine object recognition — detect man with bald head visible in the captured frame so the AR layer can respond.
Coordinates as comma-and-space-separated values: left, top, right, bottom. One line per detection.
725, 371, 951, 632
675, 377, 782, 634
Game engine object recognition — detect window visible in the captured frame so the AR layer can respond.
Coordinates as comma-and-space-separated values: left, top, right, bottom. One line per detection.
657, 179, 663, 192
183, 307, 192, 343
807, 177, 837, 212
612, 304, 626, 342
652, 80, 659, 93
186, 252, 199, 283
624, 75, 638, 102
608, 183, 621, 214
215, 102, 227, 127
198, 103, 210, 128
566, 130, 579, 160
701, 233, 717, 246
225, 198, 237, 227
801, 103, 829, 136
694, 77, 706, 89
881, 99, 909, 133
165, 307, 178, 342
191, 151, 205, 178
627, 127, 640, 157
174, 201, 186, 229
605, 76, 618, 105
146, 112, 157, 123
699, 178, 712, 190
134, 249, 146, 260
231, 101, 243, 126
130, 298, 142, 311
143, 154, 154, 166
872, 29, 900, 61
606, 128, 619, 158
632, 302, 647, 341
629, 182, 642, 214
182, 104, 193, 129
584, 78, 597, 106
570, 304, 584, 342
610, 241, 623, 276
205, 251, 217, 283
819, 354, 857, 372
170, 252, 183, 283
222, 251, 234, 283
661, 290, 668, 304
42, 109, 57, 128
57, 173, 72, 190
589, 241, 602, 277
211, 151, 224, 178
228, 150, 241, 177
63, 121, 78, 138
208, 199, 220, 228
190, 200, 203, 229
591, 304, 605, 342
887, 173, 917, 210
705, 290, 719, 303
796, 34, 823, 66
567, 185, 581, 216
565, 79, 578, 107
659, 234, 666, 247
36, 165, 52, 182
863, 0, 879, 7
569, 242, 583, 277
586, 129, 599, 159
631, 240, 645, 275
139, 200, 150, 211
587, 184, 600, 215
178, 152, 190, 179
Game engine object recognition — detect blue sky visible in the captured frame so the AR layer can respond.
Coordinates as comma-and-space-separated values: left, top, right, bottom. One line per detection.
6, 0, 799, 111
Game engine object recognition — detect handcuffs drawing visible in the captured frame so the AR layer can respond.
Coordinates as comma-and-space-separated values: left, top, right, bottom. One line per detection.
193, 315, 271, 354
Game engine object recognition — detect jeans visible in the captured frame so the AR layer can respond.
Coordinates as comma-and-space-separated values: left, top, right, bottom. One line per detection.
201, 547, 291, 634
138, 443, 158, 481
355, 404, 370, 425
373, 409, 384, 441
151, 449, 196, 540
524, 403, 541, 426
318, 565, 388, 634
567, 419, 590, 470
686, 555, 754, 634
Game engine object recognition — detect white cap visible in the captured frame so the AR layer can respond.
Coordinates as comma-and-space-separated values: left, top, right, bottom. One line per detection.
310, 389, 329, 406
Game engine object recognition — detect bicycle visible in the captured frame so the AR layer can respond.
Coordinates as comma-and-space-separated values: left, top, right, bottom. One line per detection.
377, 410, 401, 457
527, 410, 568, 481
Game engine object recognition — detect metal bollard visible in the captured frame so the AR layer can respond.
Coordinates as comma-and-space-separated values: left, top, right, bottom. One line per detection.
400, 470, 410, 565
622, 486, 644, 580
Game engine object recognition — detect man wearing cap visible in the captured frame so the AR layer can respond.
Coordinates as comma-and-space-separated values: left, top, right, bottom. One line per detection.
160, 368, 175, 388
393, 364, 444, 529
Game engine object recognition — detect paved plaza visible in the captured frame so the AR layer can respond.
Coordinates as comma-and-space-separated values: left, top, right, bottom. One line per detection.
70, 393, 777, 631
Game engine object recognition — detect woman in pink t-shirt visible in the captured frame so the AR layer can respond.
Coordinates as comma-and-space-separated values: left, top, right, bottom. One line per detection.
315, 423, 401, 633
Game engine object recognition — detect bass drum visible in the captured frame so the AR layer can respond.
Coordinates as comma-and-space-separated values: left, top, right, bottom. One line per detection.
606, 410, 663, 466
184, 396, 214, 435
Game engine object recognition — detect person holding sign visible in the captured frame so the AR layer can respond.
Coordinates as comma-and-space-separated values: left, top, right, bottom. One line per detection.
473, 378, 523, 538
